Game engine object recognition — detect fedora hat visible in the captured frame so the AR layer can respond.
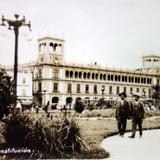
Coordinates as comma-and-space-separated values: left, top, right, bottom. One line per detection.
133, 92, 141, 98
119, 92, 127, 97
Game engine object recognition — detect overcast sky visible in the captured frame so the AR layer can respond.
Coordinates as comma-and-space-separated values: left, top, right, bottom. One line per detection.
0, 0, 160, 69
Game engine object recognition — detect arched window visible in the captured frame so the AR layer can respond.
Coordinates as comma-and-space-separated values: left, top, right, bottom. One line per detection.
135, 77, 138, 83
66, 97, 73, 104
75, 71, 78, 78
87, 72, 90, 79
52, 97, 59, 103
118, 75, 121, 81
65, 70, 69, 78
108, 74, 110, 81
129, 76, 131, 82
79, 72, 82, 78
54, 43, 58, 51
95, 73, 98, 79
115, 75, 117, 81
141, 77, 144, 84
70, 71, 73, 78
84, 72, 87, 79
125, 76, 127, 82
92, 73, 95, 79
138, 77, 140, 83
100, 74, 103, 80
111, 75, 114, 81
49, 42, 54, 53
122, 76, 124, 82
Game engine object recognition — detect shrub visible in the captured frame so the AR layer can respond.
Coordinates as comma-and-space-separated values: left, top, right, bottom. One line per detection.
25, 117, 86, 158
25, 119, 63, 159
2, 112, 87, 159
74, 100, 85, 113
3, 113, 33, 147
58, 118, 86, 154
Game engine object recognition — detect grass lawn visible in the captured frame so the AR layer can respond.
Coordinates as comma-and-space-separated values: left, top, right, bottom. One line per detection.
76, 114, 160, 147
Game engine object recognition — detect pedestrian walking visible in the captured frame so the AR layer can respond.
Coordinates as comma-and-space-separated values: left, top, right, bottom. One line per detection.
129, 92, 145, 138
115, 92, 130, 137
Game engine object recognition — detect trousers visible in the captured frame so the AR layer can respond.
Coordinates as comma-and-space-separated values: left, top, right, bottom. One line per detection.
131, 118, 143, 137
117, 118, 127, 135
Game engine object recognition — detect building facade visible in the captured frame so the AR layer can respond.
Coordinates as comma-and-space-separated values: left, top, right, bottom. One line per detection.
8, 36, 160, 107
7, 71, 33, 105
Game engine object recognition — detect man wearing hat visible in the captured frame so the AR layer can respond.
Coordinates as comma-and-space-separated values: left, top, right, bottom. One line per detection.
129, 92, 145, 138
115, 92, 130, 137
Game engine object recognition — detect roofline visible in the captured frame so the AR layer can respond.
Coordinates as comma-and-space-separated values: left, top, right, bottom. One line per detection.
142, 55, 160, 59
38, 36, 65, 42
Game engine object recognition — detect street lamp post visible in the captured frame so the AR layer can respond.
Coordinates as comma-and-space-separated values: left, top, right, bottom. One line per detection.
1, 14, 31, 106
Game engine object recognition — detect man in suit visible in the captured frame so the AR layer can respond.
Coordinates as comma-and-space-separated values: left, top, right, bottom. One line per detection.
129, 92, 145, 138
115, 92, 130, 137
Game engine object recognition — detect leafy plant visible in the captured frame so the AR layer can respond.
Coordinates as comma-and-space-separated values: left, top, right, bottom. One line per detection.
25, 117, 86, 158
74, 98, 85, 113
58, 118, 86, 154
0, 68, 15, 119
3, 113, 33, 147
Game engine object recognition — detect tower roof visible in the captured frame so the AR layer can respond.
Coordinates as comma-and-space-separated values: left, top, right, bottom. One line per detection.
142, 55, 160, 59
38, 36, 65, 42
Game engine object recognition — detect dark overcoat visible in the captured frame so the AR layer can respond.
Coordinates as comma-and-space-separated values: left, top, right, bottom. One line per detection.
115, 100, 130, 120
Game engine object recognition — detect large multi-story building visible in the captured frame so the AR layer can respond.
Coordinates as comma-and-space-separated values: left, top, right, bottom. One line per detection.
7, 36, 160, 107
6, 71, 33, 105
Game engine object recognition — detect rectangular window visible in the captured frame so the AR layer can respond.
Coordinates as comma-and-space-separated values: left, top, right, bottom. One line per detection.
53, 69, 59, 78
148, 89, 151, 97
116, 86, 119, 94
67, 83, 72, 93
124, 87, 126, 93
136, 88, 139, 93
109, 86, 112, 94
22, 89, 26, 96
38, 82, 42, 92
85, 85, 89, 93
142, 88, 146, 97
22, 78, 26, 84
130, 87, 133, 94
53, 83, 58, 92
77, 84, 81, 93
94, 85, 97, 94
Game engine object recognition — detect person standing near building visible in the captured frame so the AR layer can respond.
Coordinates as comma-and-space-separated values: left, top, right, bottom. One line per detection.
115, 92, 130, 137
129, 93, 145, 138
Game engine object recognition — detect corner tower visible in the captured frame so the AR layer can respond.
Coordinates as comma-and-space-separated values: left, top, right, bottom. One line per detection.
37, 36, 65, 65
142, 55, 160, 72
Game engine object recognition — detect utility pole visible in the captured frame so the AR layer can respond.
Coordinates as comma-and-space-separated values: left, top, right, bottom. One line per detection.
1, 14, 31, 106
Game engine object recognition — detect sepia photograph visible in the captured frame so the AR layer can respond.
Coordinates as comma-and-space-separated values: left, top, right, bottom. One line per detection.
0, 0, 160, 159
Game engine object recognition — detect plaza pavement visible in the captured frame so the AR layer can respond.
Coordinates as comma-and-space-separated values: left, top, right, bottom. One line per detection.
101, 129, 160, 160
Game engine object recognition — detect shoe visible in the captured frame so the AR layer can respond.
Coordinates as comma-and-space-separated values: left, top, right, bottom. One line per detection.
129, 135, 135, 138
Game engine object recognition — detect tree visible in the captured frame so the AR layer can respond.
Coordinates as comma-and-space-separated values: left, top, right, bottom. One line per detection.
152, 84, 160, 108
0, 68, 15, 119
74, 98, 85, 113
